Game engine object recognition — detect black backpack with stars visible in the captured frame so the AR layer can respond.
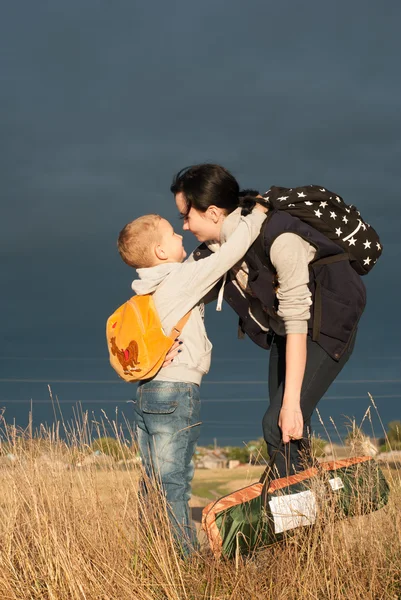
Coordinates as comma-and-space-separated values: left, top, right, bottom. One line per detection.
262, 185, 382, 275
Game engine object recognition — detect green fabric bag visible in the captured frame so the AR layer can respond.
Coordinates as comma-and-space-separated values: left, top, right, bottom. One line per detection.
202, 456, 389, 559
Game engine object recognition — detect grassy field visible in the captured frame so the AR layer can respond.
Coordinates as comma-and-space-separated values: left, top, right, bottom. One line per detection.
0, 427, 401, 600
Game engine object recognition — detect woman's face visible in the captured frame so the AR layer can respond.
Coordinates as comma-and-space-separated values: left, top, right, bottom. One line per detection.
175, 192, 225, 242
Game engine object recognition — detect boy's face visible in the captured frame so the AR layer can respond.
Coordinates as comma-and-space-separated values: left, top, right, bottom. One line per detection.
157, 218, 187, 263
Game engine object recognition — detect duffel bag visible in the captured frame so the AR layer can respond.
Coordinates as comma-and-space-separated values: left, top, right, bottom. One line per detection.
202, 456, 389, 559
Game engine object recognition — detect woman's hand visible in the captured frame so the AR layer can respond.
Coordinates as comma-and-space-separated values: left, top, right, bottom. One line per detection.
279, 407, 304, 443
162, 339, 182, 368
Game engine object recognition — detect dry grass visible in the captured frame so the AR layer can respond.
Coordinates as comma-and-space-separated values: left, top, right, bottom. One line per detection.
0, 413, 400, 600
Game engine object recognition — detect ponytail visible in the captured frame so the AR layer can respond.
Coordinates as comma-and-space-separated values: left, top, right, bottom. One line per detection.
238, 189, 270, 216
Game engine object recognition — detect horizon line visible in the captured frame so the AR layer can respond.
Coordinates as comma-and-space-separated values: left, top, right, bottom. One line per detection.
0, 378, 400, 385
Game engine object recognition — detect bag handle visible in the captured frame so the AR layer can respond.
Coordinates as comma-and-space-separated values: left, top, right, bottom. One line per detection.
259, 446, 286, 508
260, 439, 325, 507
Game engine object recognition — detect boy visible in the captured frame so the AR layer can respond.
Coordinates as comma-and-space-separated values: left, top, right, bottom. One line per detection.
117, 206, 266, 555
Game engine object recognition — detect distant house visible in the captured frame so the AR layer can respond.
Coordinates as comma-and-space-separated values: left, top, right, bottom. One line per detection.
195, 448, 228, 469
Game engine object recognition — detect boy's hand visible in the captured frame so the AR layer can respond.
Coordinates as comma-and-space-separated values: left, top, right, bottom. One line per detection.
162, 340, 182, 367
254, 197, 269, 213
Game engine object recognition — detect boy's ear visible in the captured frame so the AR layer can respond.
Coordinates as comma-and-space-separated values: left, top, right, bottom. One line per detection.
154, 243, 167, 261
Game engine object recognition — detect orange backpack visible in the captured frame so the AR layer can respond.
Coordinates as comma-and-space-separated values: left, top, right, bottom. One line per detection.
106, 294, 190, 382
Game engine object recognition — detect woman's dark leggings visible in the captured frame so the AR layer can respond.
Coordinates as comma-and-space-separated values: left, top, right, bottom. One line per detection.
262, 332, 357, 478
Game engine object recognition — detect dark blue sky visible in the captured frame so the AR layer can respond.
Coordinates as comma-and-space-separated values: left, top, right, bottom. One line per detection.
1, 1, 400, 444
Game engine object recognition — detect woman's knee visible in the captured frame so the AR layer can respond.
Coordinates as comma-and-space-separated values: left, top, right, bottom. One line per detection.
262, 409, 281, 446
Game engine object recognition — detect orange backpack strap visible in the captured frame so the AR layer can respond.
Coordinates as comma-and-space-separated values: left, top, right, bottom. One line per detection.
169, 311, 191, 340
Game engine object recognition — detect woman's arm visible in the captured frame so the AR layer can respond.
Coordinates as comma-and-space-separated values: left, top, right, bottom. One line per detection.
270, 233, 315, 442
279, 333, 307, 443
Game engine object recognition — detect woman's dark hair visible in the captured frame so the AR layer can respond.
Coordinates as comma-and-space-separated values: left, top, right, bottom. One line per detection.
170, 164, 263, 217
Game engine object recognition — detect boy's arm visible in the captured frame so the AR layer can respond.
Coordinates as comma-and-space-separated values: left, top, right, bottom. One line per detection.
161, 209, 266, 318
180, 209, 265, 292
202, 284, 220, 305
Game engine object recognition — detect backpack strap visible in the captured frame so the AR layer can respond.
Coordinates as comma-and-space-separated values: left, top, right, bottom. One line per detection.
251, 214, 275, 271
311, 253, 350, 342
251, 229, 351, 344
312, 253, 350, 267
169, 311, 191, 340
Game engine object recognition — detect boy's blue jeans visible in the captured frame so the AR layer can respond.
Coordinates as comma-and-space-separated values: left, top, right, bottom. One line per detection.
133, 381, 201, 555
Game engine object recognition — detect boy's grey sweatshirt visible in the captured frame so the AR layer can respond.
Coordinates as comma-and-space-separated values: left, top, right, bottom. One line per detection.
131, 209, 266, 386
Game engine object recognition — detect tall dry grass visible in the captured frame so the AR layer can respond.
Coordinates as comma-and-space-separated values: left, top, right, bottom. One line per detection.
0, 406, 400, 600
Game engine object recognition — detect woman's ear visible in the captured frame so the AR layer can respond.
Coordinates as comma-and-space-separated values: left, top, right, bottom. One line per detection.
207, 205, 225, 223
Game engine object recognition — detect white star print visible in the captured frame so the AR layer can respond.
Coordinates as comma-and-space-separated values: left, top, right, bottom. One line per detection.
319, 201, 328, 208
361, 223, 367, 231
364, 257, 371, 266
376, 242, 381, 250
330, 211, 337, 219
319, 188, 326, 192
348, 237, 356, 246
297, 192, 307, 198
277, 196, 289, 202
342, 216, 348, 224
335, 228, 343, 236
288, 203, 295, 207
314, 209, 322, 218
336, 196, 341, 203
363, 240, 371, 249
345, 208, 350, 213
304, 201, 313, 206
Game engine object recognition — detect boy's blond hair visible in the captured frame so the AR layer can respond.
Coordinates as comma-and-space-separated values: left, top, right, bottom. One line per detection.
118, 214, 162, 268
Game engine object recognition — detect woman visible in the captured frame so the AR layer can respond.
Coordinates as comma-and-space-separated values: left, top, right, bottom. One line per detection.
169, 163, 366, 478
